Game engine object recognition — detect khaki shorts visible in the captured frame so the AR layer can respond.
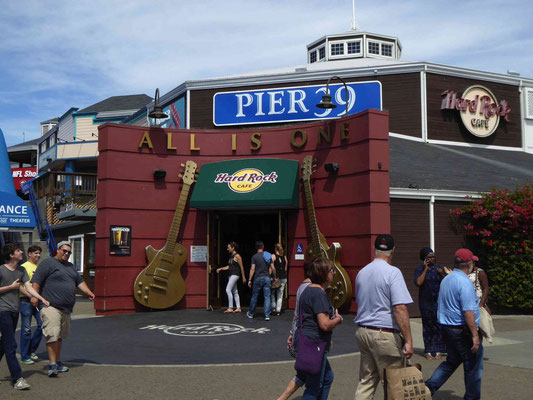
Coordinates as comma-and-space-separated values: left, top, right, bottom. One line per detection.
40, 306, 71, 343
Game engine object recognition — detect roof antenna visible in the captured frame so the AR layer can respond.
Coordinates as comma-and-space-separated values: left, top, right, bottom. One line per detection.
351, 0, 360, 31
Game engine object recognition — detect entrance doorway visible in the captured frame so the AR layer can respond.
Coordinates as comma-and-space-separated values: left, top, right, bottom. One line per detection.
207, 211, 287, 309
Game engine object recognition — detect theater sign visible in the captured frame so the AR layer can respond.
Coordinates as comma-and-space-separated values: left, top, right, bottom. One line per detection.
441, 85, 512, 138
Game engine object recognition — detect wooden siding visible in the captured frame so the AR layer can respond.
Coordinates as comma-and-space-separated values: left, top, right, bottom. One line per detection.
58, 115, 75, 142
434, 201, 466, 267
390, 198, 430, 316
426, 73, 522, 147
76, 116, 98, 141
189, 73, 421, 137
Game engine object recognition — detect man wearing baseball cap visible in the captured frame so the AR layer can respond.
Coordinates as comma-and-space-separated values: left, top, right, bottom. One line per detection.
425, 248, 483, 400
354, 234, 414, 400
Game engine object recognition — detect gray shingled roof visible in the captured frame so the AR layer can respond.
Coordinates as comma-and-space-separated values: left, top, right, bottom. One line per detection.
390, 137, 533, 192
78, 94, 152, 113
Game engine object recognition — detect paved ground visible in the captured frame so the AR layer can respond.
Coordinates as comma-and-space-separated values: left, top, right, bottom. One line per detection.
1, 299, 532, 399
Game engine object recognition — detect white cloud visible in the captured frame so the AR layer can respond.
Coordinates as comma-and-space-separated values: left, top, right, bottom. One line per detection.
1, 0, 532, 145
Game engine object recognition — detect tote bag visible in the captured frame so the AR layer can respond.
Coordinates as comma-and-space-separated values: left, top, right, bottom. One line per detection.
384, 361, 432, 400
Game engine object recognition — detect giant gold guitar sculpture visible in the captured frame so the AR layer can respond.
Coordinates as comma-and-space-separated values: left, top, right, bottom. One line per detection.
302, 155, 352, 309
133, 161, 198, 309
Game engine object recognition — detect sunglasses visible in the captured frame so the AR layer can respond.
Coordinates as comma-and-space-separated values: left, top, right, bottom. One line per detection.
61, 249, 72, 254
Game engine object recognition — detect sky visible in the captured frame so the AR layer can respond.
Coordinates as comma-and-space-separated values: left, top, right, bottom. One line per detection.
1, 0, 532, 146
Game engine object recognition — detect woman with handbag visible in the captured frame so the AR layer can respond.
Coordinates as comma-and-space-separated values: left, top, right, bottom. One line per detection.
295, 258, 343, 399
271, 243, 289, 316
468, 259, 495, 342
216, 242, 246, 313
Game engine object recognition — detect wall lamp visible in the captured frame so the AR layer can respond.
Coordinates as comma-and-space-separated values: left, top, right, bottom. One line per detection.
149, 88, 169, 127
324, 162, 339, 174
153, 168, 167, 180
316, 75, 350, 116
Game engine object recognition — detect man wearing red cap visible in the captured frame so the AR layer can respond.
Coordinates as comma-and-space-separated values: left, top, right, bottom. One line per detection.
425, 248, 483, 400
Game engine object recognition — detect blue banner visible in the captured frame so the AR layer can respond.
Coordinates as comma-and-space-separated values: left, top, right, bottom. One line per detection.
0, 191, 36, 229
213, 81, 382, 126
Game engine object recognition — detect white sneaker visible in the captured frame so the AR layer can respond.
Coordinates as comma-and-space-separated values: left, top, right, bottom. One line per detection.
14, 377, 31, 390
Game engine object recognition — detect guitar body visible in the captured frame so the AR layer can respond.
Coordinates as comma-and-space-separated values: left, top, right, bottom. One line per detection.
133, 243, 187, 309
133, 160, 198, 310
301, 155, 352, 310
305, 231, 352, 310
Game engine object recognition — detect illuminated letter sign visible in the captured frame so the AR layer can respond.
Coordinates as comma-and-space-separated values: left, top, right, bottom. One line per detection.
213, 81, 382, 126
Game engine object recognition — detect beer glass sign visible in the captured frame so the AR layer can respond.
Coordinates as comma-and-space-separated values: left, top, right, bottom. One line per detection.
109, 225, 131, 255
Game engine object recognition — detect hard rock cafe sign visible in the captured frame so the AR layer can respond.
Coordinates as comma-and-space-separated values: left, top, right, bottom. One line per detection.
441, 85, 511, 138
214, 168, 278, 193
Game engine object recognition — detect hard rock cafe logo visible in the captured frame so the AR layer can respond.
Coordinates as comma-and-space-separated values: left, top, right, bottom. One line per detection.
214, 168, 278, 193
441, 85, 511, 138
139, 323, 270, 337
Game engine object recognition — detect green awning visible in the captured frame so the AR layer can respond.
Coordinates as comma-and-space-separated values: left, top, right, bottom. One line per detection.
190, 158, 300, 209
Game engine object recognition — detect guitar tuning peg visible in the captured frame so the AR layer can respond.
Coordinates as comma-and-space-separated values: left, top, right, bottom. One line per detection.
180, 163, 185, 167
178, 174, 183, 178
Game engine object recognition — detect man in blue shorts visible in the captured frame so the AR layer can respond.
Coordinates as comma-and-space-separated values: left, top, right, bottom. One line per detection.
425, 248, 483, 400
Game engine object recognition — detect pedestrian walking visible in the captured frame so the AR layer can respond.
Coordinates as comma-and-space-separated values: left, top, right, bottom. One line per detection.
425, 248, 483, 400
271, 243, 288, 316
277, 260, 312, 400
31, 241, 95, 377
0, 243, 50, 390
247, 241, 274, 320
19, 245, 44, 365
294, 258, 342, 399
354, 234, 414, 400
216, 241, 246, 313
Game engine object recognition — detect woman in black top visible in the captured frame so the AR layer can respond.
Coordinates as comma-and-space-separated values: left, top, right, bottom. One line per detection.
296, 258, 343, 399
216, 242, 246, 313
271, 243, 288, 316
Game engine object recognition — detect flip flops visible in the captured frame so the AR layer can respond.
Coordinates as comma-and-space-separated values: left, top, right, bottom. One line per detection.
224, 308, 234, 314
234, 308, 242, 313
424, 353, 434, 360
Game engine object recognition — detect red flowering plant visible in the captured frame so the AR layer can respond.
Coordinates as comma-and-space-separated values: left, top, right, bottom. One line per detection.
451, 185, 533, 311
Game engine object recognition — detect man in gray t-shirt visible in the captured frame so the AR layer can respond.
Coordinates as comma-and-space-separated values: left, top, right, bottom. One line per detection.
246, 241, 273, 320
31, 241, 95, 377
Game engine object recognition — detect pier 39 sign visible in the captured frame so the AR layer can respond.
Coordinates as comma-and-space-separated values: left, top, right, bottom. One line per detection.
213, 81, 382, 126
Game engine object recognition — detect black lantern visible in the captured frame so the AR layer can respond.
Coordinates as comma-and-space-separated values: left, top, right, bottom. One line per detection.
148, 88, 169, 126
316, 75, 350, 116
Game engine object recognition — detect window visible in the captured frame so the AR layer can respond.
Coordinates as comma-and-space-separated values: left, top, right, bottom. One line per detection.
331, 43, 344, 56
368, 41, 380, 55
319, 46, 326, 60
347, 41, 361, 54
310, 50, 317, 63
382, 43, 393, 57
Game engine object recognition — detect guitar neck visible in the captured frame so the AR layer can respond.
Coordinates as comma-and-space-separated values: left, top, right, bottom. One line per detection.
165, 184, 191, 252
303, 178, 321, 257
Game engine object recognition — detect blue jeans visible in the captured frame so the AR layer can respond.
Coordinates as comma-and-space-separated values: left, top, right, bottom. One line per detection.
0, 310, 23, 383
248, 275, 271, 318
19, 299, 43, 360
426, 326, 484, 400
301, 353, 334, 399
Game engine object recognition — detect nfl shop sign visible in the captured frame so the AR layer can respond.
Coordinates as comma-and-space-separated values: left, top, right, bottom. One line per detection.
12, 167, 37, 191
215, 169, 278, 193
213, 81, 382, 126
441, 85, 511, 138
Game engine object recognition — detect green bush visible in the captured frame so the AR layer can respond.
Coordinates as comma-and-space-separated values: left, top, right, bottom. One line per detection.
451, 185, 533, 312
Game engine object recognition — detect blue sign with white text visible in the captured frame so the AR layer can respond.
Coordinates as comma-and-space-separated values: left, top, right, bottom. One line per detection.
213, 81, 382, 126
0, 191, 36, 229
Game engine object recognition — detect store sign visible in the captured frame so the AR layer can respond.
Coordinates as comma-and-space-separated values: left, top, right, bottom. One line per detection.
0, 191, 35, 229
213, 81, 382, 126
11, 167, 37, 191
214, 168, 278, 193
441, 86, 511, 138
